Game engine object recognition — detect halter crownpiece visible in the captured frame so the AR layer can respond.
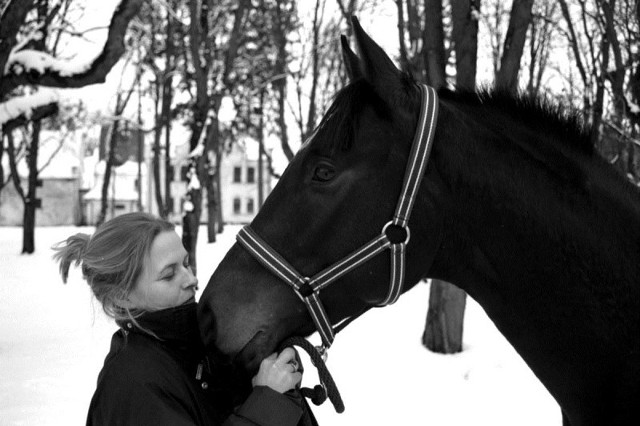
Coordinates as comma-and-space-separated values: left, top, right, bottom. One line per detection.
237, 84, 439, 350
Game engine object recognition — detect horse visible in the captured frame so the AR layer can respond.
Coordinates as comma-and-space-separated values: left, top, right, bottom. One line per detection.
198, 17, 640, 426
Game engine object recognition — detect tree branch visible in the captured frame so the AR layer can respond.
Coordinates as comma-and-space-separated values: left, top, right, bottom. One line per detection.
0, 0, 37, 76
0, 0, 144, 97
2, 101, 59, 133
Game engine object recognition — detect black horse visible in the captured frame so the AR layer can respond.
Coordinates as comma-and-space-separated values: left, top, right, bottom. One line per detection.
199, 17, 640, 426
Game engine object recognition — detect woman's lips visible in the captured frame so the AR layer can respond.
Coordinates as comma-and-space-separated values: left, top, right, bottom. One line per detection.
182, 295, 196, 305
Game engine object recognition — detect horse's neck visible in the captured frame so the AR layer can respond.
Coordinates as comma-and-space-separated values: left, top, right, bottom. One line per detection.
428, 99, 640, 413
433, 99, 640, 294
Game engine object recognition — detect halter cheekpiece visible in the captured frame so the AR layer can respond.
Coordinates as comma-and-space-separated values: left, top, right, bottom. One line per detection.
237, 84, 439, 351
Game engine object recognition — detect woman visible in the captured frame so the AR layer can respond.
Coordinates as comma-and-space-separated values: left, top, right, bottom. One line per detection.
54, 212, 304, 425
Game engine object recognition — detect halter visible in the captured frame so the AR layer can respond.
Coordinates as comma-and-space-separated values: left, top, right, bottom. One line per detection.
237, 84, 439, 351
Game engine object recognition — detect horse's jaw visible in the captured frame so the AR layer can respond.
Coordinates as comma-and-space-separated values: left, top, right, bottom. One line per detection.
233, 331, 273, 374
198, 244, 312, 373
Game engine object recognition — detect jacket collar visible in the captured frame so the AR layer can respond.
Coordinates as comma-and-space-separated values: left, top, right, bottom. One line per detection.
117, 302, 202, 350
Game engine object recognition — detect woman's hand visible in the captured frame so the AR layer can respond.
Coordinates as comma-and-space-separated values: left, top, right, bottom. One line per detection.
251, 347, 303, 394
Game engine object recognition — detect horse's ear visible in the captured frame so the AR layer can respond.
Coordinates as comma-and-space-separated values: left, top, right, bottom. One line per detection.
340, 35, 362, 81
350, 16, 403, 100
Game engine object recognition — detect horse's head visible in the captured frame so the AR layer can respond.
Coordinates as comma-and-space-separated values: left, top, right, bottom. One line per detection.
198, 17, 447, 372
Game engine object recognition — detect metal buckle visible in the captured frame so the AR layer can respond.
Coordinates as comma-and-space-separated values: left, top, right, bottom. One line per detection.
382, 220, 411, 245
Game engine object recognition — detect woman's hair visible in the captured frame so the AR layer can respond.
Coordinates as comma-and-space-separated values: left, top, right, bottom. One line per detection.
53, 212, 175, 325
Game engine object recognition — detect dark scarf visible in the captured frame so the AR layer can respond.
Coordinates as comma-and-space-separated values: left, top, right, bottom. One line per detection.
116, 302, 205, 369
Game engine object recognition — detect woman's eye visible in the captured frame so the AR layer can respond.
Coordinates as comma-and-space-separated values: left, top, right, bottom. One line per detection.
161, 267, 176, 281
312, 165, 335, 182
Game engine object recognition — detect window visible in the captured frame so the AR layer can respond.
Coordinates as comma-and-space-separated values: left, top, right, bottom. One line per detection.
233, 167, 242, 183
247, 167, 255, 183
247, 198, 255, 214
233, 198, 241, 214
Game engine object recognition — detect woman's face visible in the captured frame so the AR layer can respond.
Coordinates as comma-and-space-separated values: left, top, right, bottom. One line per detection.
128, 230, 198, 311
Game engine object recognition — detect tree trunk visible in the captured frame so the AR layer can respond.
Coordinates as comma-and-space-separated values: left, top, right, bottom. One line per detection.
257, 90, 265, 207
97, 119, 120, 227
182, 108, 207, 271
215, 150, 224, 234
182, 119, 205, 272
451, 0, 480, 91
152, 82, 165, 217
601, 0, 628, 175
205, 115, 220, 244
161, 10, 175, 218
558, 0, 590, 111
272, 6, 294, 161
22, 121, 41, 254
396, 0, 410, 73
591, 33, 610, 151
422, 0, 446, 89
423, 280, 467, 353
182, 178, 202, 275
0, 132, 5, 191
495, 0, 533, 93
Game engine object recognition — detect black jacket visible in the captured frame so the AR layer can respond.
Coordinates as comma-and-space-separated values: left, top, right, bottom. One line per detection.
87, 303, 303, 426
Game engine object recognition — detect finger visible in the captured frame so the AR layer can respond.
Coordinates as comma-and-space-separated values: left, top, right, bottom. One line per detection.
275, 347, 296, 364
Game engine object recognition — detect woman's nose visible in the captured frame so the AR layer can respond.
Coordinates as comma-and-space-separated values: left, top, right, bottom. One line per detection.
181, 265, 198, 288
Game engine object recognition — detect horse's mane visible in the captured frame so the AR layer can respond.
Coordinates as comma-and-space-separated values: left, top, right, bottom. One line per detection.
439, 88, 595, 156
313, 79, 594, 157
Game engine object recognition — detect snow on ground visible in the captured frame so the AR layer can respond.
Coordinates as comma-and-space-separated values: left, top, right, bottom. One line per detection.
0, 225, 561, 425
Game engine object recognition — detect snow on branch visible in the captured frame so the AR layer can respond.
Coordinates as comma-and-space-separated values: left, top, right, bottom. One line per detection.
0, 90, 59, 129
4, 50, 90, 77
0, 0, 144, 97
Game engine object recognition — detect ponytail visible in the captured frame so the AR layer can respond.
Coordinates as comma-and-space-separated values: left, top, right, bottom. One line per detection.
52, 233, 90, 284
51, 213, 175, 328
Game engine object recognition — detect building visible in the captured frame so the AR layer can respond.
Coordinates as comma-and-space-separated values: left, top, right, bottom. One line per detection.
82, 157, 148, 225
170, 137, 273, 224
0, 132, 83, 226
220, 140, 272, 223
1, 125, 273, 226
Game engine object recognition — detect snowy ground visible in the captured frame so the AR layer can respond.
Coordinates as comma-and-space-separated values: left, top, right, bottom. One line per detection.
0, 225, 561, 425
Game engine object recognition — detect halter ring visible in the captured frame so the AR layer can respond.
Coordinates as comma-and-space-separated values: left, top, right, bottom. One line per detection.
382, 221, 411, 245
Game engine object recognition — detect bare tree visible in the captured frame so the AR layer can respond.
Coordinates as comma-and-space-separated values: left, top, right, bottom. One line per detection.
181, 0, 251, 270
495, 0, 534, 93
452, 0, 480, 91
96, 69, 140, 227
557, 0, 639, 179
142, 0, 183, 219
0, 0, 143, 252
524, 0, 557, 97
423, 0, 448, 88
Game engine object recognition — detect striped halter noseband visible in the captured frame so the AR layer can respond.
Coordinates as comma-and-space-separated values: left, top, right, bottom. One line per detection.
236, 84, 439, 352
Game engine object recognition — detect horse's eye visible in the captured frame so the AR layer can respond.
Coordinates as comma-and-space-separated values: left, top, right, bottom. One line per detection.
312, 165, 336, 182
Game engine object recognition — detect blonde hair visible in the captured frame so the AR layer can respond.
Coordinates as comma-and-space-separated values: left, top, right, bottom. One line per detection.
53, 212, 175, 328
